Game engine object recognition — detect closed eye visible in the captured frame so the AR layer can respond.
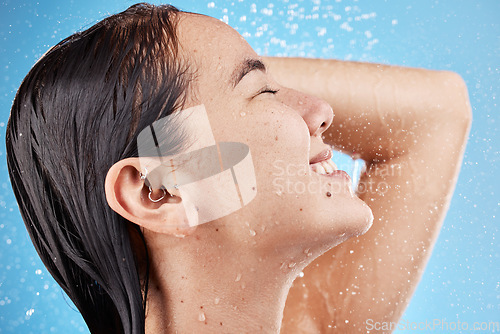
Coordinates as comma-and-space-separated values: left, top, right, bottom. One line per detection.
256, 85, 280, 96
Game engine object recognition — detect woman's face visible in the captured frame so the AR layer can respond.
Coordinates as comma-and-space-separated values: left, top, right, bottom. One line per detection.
175, 13, 373, 253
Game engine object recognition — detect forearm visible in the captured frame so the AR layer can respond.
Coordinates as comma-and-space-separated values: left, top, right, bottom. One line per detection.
266, 57, 472, 332
263, 57, 470, 161
330, 121, 470, 331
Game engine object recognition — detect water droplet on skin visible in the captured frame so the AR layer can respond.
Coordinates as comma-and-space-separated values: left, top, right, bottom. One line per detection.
249, 229, 256, 236
299, 271, 304, 277
303, 248, 310, 254
235, 273, 242, 282
199, 311, 206, 321
288, 262, 296, 268
214, 297, 220, 305
275, 189, 282, 196
349, 250, 354, 254
240, 111, 246, 117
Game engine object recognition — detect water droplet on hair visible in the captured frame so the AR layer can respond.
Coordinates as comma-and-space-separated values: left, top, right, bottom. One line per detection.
198, 311, 206, 321
235, 273, 242, 282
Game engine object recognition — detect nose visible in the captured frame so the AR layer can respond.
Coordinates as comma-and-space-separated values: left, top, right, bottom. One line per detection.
278, 88, 333, 137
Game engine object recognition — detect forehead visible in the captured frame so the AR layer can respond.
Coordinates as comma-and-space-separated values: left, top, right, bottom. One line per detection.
176, 13, 257, 85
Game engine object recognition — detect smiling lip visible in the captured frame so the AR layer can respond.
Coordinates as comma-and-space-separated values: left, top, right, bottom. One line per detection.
309, 148, 352, 182
309, 148, 333, 164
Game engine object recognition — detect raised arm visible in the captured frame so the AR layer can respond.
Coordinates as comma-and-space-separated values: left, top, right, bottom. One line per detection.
263, 57, 472, 333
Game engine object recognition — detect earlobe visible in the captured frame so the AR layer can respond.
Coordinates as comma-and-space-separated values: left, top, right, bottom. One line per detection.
104, 158, 198, 236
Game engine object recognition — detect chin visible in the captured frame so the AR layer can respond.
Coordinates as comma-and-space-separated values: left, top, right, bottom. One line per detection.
307, 197, 374, 244
346, 200, 374, 237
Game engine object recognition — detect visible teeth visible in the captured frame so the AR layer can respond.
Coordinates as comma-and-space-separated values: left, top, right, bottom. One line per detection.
311, 159, 338, 175
327, 159, 337, 171
322, 161, 333, 174
313, 163, 326, 175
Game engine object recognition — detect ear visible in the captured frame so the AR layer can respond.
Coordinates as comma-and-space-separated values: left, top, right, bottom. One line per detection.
104, 158, 198, 236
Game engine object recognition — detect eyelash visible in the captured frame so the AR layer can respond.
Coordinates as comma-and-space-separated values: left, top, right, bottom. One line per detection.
258, 86, 280, 95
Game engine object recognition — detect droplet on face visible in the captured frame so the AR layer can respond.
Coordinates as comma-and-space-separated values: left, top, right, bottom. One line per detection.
198, 311, 206, 322
249, 229, 256, 236
214, 297, 220, 305
240, 111, 246, 117
288, 262, 296, 268
235, 273, 242, 282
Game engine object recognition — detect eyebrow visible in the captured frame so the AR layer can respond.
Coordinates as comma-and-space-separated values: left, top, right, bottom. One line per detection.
232, 58, 267, 88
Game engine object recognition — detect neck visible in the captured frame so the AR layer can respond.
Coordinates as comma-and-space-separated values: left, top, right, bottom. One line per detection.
144, 233, 301, 333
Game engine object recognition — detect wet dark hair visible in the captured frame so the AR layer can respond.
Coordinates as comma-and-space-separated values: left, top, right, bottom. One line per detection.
5, 3, 190, 333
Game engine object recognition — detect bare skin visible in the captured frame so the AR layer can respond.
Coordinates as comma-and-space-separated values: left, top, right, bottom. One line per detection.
263, 58, 472, 332
105, 13, 471, 334
106, 13, 372, 333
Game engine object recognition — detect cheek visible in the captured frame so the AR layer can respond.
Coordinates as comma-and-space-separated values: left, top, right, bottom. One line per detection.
209, 102, 310, 164
206, 101, 311, 203
250, 105, 310, 162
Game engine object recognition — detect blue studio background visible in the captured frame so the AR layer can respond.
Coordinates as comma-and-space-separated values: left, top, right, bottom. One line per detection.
0, 0, 498, 333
